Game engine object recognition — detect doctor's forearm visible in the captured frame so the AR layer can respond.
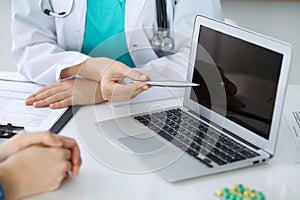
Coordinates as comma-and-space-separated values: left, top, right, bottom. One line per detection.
60, 58, 112, 82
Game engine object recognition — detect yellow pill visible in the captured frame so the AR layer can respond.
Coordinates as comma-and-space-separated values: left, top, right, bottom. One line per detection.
250, 192, 258, 198
243, 190, 251, 197
236, 193, 243, 198
231, 189, 237, 195
216, 189, 224, 196
232, 185, 239, 191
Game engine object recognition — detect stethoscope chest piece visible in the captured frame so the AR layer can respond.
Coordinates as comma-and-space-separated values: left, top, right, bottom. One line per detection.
151, 0, 174, 53
151, 29, 174, 53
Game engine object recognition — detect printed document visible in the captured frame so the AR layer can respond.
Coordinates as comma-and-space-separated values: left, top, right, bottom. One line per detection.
0, 80, 67, 131
284, 109, 300, 163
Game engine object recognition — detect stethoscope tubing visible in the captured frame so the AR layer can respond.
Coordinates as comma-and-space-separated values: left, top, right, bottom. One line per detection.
39, 0, 74, 18
156, 0, 167, 30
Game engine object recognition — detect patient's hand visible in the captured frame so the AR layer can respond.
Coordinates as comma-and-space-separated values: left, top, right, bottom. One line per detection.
25, 79, 105, 109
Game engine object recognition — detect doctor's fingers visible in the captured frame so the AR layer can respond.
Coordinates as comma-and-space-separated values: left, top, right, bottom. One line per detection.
116, 66, 150, 82
25, 83, 59, 101
102, 82, 148, 101
32, 91, 73, 108
49, 97, 74, 109
104, 62, 150, 82
25, 82, 73, 106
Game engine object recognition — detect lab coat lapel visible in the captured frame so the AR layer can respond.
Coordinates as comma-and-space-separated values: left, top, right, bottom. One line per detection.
125, 0, 147, 31
125, 0, 158, 66
55, 0, 87, 52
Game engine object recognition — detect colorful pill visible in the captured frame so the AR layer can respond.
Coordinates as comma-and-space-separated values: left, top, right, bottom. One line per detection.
216, 189, 224, 197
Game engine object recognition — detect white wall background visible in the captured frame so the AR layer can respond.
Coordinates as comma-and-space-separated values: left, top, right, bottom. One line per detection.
0, 0, 14, 71
0, 0, 299, 84
221, 0, 300, 85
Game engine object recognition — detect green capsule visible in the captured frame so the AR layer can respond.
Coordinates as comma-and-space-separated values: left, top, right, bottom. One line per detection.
224, 191, 231, 199
257, 192, 265, 200
224, 188, 230, 193
237, 187, 245, 194
229, 194, 237, 200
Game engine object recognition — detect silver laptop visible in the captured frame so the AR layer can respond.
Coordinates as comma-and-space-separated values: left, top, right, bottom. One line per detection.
95, 15, 292, 182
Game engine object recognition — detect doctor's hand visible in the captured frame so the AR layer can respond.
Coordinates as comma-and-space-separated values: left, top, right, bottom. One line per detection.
100, 60, 151, 101
25, 78, 105, 109
76, 57, 151, 102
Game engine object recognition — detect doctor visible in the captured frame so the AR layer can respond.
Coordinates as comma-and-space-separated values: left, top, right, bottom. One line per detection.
12, 0, 223, 108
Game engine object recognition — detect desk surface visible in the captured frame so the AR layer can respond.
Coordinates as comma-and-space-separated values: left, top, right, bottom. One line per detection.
19, 84, 299, 200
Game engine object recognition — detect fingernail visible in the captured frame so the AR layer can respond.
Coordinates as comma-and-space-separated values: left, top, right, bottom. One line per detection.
25, 99, 32, 105
142, 85, 149, 90
25, 97, 32, 102
33, 102, 40, 107
140, 75, 148, 80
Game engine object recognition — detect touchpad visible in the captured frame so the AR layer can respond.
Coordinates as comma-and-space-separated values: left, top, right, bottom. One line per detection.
119, 134, 168, 154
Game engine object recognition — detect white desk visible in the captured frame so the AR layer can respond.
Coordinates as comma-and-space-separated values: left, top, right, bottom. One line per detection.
16, 83, 298, 200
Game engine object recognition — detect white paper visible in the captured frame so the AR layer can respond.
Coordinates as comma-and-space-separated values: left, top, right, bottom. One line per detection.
284, 109, 300, 163
0, 80, 67, 131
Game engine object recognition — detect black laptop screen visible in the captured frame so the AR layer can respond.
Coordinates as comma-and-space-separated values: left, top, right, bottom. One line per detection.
190, 25, 283, 140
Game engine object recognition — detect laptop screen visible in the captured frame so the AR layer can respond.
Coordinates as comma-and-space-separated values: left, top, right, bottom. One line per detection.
190, 25, 283, 140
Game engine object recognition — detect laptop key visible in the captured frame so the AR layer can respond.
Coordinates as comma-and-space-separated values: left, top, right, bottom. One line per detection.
231, 153, 247, 162
186, 148, 199, 157
194, 156, 213, 168
147, 124, 160, 132
171, 138, 187, 149
238, 150, 260, 158
163, 126, 173, 133
222, 155, 234, 163
157, 130, 173, 142
170, 123, 180, 129
206, 153, 227, 165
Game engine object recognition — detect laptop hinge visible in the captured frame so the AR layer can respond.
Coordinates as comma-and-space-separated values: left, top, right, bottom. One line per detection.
187, 110, 260, 150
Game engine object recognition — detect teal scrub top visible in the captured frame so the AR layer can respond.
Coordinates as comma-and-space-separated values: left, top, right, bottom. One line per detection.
81, 0, 135, 68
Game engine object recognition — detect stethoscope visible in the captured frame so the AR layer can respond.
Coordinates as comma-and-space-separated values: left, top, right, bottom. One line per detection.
151, 0, 174, 53
39, 0, 74, 18
39, 0, 174, 52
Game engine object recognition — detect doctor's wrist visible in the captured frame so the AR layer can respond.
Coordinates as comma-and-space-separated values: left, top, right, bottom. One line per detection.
77, 57, 114, 82
60, 64, 81, 80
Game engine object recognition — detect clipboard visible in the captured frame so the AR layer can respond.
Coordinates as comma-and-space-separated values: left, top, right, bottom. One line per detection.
0, 78, 81, 137
50, 105, 80, 134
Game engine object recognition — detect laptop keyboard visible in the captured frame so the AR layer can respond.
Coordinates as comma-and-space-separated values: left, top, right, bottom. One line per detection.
134, 108, 260, 168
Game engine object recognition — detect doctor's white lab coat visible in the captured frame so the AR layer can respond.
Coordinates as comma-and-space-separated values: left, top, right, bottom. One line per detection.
11, 0, 223, 85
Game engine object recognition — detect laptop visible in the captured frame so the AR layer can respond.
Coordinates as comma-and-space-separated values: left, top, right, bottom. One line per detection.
95, 15, 292, 182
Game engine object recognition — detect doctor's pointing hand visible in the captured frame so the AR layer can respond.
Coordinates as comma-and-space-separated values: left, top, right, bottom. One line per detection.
25, 58, 150, 109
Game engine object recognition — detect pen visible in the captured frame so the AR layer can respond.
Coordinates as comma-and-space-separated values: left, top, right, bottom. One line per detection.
130, 80, 200, 87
